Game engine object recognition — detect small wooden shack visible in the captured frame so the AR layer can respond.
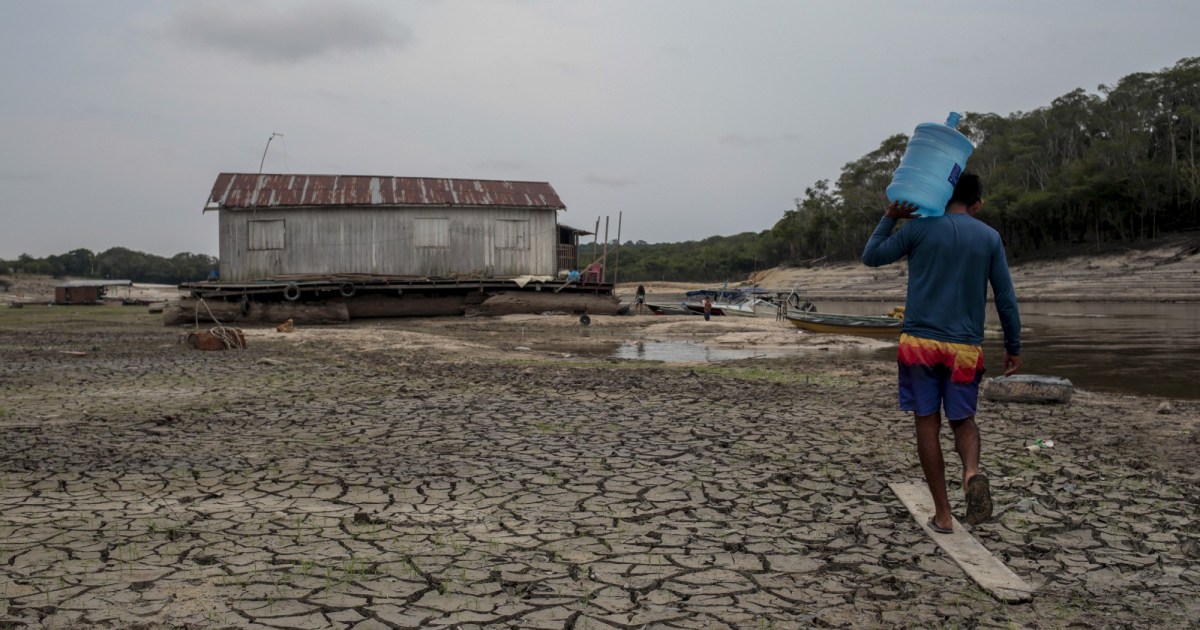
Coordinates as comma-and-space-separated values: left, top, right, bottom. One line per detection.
54, 280, 133, 305
206, 173, 583, 283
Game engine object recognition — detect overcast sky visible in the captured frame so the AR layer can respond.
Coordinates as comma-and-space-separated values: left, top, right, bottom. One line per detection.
2, 1, 1197, 258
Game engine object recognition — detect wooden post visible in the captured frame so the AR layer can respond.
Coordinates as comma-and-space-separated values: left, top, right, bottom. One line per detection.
592, 217, 600, 265
613, 211, 623, 286
602, 216, 610, 283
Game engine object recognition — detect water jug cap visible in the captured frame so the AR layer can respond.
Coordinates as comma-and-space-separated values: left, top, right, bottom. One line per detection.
946, 112, 962, 128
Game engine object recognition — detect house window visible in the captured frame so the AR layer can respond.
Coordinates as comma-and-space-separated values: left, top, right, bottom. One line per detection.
496, 219, 529, 250
248, 220, 285, 250
415, 217, 449, 248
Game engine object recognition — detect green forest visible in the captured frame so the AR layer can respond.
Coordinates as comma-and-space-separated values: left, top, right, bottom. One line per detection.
0, 248, 217, 285
6, 59, 1199, 285
610, 57, 1200, 282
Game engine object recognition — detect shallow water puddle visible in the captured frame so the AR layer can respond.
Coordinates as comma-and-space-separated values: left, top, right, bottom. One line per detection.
612, 340, 814, 362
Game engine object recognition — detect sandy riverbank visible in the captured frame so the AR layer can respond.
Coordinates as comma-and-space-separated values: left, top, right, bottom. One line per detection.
0, 306, 1196, 628
616, 235, 1200, 302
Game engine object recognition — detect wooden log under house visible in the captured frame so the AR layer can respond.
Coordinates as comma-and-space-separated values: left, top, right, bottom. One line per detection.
164, 298, 350, 326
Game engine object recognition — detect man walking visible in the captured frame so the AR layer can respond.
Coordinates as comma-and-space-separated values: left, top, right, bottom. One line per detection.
862, 173, 1022, 533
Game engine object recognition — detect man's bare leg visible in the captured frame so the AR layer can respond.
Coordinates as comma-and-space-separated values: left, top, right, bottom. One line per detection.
952, 415, 993, 525
950, 416, 980, 490
915, 412, 953, 531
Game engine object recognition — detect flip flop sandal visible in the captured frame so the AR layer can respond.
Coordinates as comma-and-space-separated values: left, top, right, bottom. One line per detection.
964, 474, 994, 526
926, 515, 953, 534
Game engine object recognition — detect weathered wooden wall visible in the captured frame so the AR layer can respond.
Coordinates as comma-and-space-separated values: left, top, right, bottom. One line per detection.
219, 207, 560, 282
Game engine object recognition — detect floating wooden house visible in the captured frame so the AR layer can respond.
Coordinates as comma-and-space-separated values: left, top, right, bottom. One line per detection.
205, 173, 588, 283
172, 173, 615, 325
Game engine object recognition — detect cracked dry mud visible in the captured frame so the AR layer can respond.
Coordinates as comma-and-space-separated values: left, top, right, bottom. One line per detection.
1, 310, 1198, 629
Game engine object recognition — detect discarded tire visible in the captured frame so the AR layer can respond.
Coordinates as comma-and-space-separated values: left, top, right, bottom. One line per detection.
983, 375, 1073, 404
283, 283, 302, 301
339, 283, 356, 297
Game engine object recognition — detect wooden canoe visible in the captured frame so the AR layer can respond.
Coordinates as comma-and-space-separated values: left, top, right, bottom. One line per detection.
646, 303, 700, 316
785, 311, 903, 336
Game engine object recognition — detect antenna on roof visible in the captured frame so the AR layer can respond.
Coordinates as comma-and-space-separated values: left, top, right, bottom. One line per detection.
258, 132, 284, 176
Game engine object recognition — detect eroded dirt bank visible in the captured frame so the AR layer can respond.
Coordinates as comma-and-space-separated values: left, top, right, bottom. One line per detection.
1, 308, 1197, 628
746, 235, 1200, 302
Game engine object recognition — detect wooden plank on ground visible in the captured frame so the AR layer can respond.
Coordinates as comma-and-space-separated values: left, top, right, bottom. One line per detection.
889, 480, 1034, 603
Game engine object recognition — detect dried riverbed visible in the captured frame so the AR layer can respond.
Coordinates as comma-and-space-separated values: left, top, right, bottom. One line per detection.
1, 308, 1197, 628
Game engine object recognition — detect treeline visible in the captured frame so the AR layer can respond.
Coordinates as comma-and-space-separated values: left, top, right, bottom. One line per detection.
614, 57, 1200, 282
594, 233, 771, 284
0, 248, 217, 284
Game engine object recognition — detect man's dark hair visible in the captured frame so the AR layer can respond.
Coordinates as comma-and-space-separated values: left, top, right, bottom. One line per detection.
947, 171, 982, 208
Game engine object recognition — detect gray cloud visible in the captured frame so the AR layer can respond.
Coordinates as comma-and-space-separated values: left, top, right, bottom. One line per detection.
719, 133, 803, 148
166, 1, 412, 64
474, 159, 530, 171
0, 170, 49, 183
584, 174, 634, 188
718, 133, 770, 148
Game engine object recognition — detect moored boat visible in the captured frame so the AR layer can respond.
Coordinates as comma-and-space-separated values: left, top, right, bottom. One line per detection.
682, 288, 786, 318
682, 301, 726, 316
646, 303, 700, 316
719, 296, 780, 317
786, 311, 903, 336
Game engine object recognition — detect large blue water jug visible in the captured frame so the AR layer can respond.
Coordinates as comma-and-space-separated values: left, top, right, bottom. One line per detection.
886, 112, 974, 218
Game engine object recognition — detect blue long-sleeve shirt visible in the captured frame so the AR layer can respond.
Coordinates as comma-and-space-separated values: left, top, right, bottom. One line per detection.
862, 213, 1021, 356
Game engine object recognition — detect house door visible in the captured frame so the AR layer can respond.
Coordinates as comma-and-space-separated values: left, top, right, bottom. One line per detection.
494, 219, 530, 277
414, 218, 451, 277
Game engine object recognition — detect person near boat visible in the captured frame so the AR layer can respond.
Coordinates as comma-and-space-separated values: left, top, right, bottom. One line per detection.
703, 297, 713, 321
861, 172, 1022, 534
635, 284, 646, 314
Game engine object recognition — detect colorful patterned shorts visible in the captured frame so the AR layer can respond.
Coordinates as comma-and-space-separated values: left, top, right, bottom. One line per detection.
897, 333, 985, 421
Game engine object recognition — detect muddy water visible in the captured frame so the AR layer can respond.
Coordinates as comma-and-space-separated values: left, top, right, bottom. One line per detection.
614, 340, 811, 362
627, 297, 1198, 399
813, 300, 1200, 400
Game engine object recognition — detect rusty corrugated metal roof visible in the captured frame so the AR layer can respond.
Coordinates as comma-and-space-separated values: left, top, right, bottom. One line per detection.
557, 223, 593, 235
208, 173, 566, 211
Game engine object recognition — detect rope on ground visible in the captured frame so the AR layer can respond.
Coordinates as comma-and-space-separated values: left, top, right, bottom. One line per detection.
195, 298, 244, 350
